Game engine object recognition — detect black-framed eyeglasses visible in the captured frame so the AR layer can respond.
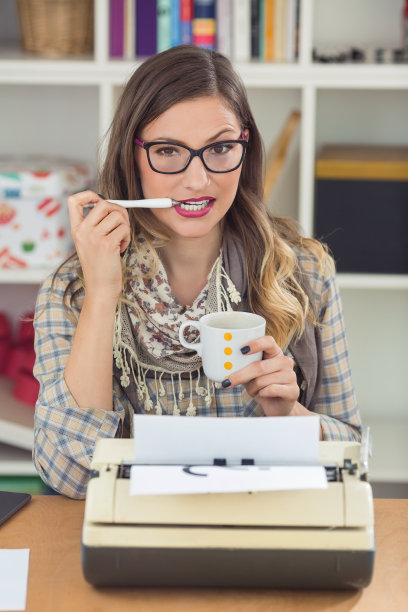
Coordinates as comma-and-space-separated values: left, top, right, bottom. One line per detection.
134, 133, 248, 174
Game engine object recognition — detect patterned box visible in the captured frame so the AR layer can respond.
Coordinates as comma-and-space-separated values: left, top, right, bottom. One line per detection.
0, 156, 92, 268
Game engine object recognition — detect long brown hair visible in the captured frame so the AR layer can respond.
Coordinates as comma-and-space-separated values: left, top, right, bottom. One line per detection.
60, 46, 330, 347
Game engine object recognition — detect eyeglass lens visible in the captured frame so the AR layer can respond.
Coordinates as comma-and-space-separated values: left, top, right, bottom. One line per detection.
147, 141, 245, 173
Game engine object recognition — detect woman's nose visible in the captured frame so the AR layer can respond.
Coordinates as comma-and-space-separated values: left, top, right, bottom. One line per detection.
180, 155, 211, 190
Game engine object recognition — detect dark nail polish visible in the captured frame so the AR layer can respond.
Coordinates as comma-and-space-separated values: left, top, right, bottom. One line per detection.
97, 193, 105, 200
222, 378, 231, 388
240, 345, 250, 354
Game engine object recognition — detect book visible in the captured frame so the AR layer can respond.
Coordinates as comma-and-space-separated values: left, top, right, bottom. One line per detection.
216, 0, 231, 57
157, 0, 172, 53
171, 0, 182, 47
258, 0, 265, 57
110, 0, 125, 58
295, 0, 301, 60
232, 0, 251, 61
180, 0, 193, 44
136, 0, 157, 57
193, 0, 216, 50
250, 0, 261, 59
274, 0, 286, 62
285, 0, 296, 62
264, 0, 275, 61
124, 0, 136, 60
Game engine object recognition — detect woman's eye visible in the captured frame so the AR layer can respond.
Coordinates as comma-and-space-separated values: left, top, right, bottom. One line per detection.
209, 143, 232, 155
155, 146, 180, 156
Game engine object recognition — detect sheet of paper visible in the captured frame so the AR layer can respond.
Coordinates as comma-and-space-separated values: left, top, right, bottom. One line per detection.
133, 414, 320, 466
130, 464, 327, 496
0, 549, 29, 611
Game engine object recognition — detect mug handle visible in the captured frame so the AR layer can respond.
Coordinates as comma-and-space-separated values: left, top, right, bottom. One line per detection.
179, 320, 202, 356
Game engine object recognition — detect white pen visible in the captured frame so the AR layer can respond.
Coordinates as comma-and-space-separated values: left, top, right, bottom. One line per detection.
83, 198, 179, 216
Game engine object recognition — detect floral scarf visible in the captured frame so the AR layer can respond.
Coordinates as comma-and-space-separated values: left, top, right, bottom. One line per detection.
113, 232, 245, 415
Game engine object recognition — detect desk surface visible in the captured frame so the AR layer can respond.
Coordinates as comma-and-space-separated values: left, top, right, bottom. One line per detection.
1, 496, 407, 612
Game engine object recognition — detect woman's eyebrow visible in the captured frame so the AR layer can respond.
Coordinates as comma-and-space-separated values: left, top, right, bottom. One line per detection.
206, 128, 237, 142
149, 129, 237, 146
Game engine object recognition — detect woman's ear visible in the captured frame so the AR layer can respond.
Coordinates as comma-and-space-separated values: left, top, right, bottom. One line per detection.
243, 129, 249, 141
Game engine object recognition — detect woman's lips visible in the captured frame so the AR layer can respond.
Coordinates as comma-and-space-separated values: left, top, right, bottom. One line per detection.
174, 198, 215, 218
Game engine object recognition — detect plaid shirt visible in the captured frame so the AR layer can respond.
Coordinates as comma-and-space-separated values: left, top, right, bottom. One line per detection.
33, 250, 361, 499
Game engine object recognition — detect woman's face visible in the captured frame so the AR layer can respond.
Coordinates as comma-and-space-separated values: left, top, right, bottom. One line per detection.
136, 96, 247, 241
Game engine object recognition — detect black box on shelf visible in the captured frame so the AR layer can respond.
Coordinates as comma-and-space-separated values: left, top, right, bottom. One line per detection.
314, 145, 408, 274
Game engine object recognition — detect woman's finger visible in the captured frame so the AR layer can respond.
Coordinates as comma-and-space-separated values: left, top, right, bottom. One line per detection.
245, 369, 297, 396
104, 224, 132, 253
225, 354, 294, 388
256, 383, 299, 402
93, 210, 130, 238
67, 190, 102, 227
240, 335, 284, 360
85, 199, 130, 227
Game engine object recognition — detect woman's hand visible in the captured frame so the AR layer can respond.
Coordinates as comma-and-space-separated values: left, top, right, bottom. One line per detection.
67, 190, 131, 304
223, 336, 300, 417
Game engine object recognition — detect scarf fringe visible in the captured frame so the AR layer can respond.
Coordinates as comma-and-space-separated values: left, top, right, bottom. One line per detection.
114, 259, 241, 416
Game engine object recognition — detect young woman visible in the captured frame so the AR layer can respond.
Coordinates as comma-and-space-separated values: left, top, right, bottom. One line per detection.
33, 46, 361, 499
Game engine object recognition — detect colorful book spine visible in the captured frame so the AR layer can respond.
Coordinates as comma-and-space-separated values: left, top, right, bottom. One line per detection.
193, 0, 216, 50
136, 0, 157, 57
285, 0, 296, 62
216, 0, 231, 57
250, 0, 260, 59
110, 0, 301, 62
124, 0, 136, 60
258, 0, 264, 58
171, 0, 181, 46
157, 0, 172, 53
264, 0, 275, 61
109, 0, 124, 58
180, 0, 193, 44
274, 0, 285, 62
295, 0, 301, 60
232, 0, 251, 61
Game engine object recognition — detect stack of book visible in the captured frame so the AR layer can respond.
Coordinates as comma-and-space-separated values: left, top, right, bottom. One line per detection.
110, 0, 301, 62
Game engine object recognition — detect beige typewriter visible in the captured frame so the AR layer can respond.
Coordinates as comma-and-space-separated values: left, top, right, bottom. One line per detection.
81, 416, 374, 589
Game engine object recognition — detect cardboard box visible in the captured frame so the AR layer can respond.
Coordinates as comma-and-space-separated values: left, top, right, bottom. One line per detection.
0, 156, 92, 268
314, 145, 408, 274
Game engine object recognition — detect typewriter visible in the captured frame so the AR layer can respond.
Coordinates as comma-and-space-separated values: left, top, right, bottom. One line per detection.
81, 419, 374, 589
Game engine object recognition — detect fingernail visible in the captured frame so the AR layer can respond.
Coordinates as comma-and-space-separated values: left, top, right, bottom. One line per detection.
240, 345, 250, 354
222, 378, 231, 388
97, 193, 105, 199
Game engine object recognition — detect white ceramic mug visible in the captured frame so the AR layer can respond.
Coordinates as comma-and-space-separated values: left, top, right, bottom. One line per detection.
179, 311, 266, 383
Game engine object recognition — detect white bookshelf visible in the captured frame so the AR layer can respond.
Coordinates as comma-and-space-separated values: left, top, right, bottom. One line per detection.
0, 375, 35, 476
0, 0, 407, 482
0, 268, 53, 284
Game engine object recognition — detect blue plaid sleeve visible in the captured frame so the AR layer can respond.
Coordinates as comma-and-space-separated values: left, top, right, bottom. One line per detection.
33, 264, 126, 499
299, 251, 362, 441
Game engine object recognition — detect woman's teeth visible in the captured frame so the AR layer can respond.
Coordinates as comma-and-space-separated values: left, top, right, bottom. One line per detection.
178, 200, 211, 211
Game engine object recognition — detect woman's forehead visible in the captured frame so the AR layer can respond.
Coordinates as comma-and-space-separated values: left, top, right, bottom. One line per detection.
141, 96, 240, 140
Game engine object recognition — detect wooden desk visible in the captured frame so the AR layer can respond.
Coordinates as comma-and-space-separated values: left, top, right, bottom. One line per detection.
1, 497, 407, 612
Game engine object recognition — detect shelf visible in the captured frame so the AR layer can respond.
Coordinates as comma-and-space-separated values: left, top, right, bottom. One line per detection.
337, 274, 408, 290
366, 417, 408, 483
0, 377, 34, 451
0, 57, 407, 89
0, 267, 54, 285
0, 442, 35, 476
